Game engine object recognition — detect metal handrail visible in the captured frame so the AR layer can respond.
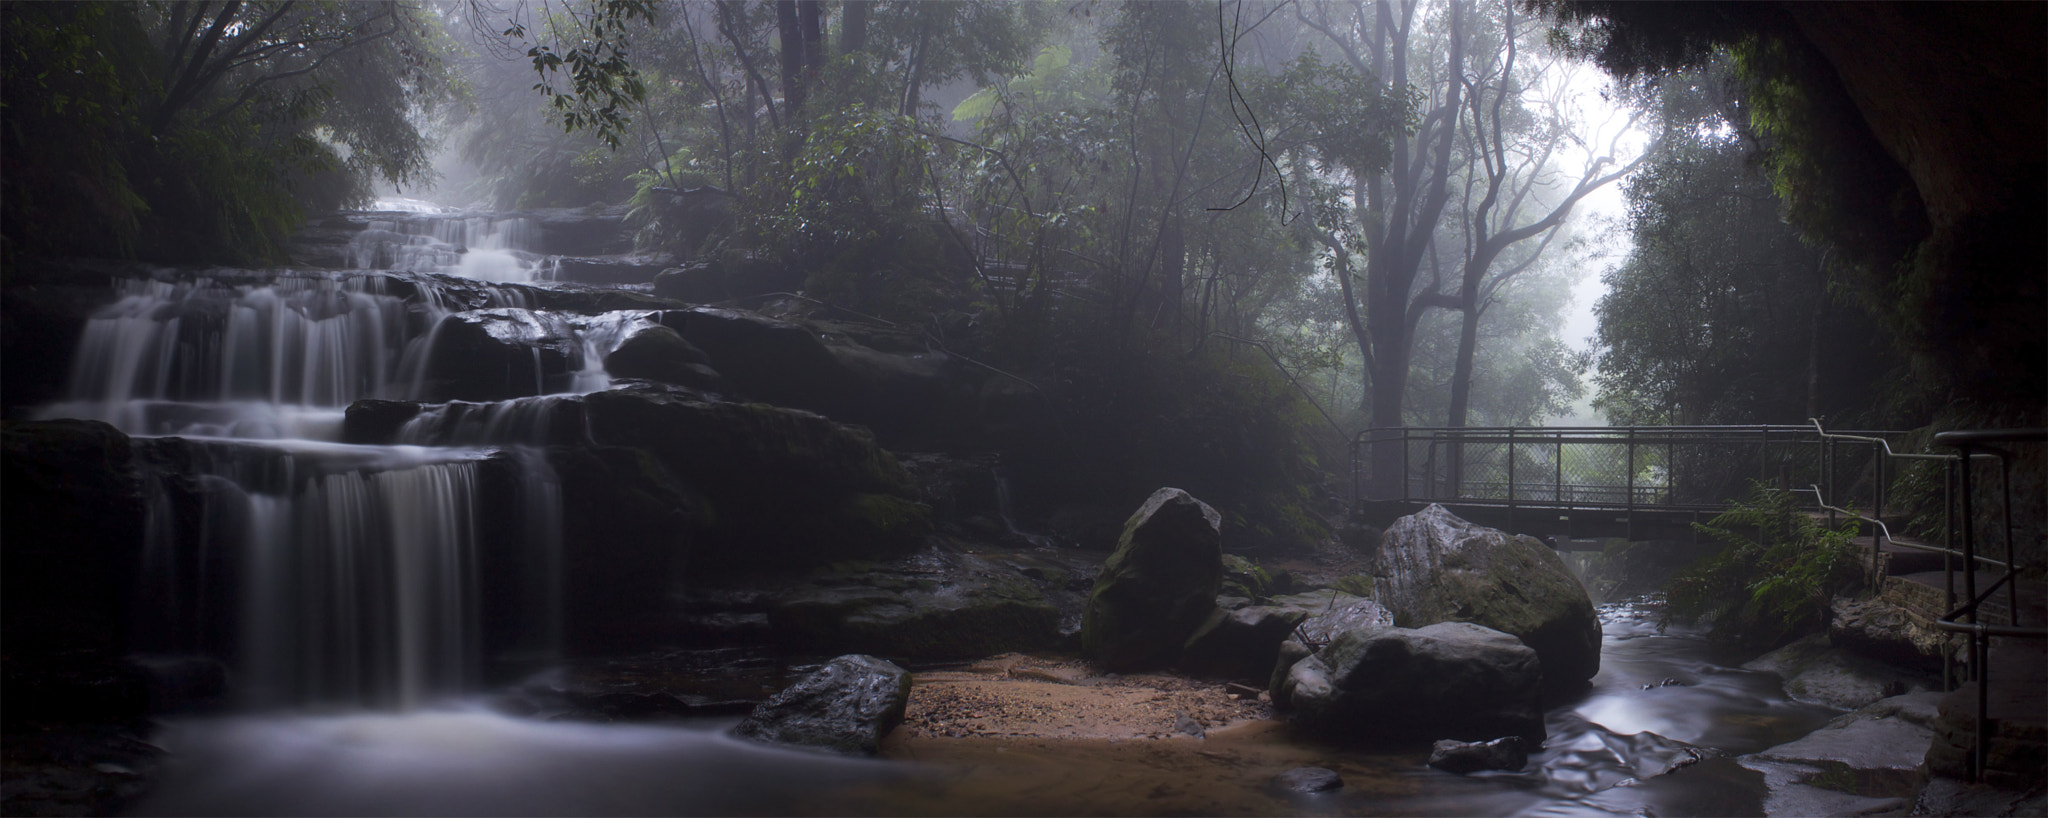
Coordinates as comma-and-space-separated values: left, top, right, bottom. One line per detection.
1930, 428, 2045, 783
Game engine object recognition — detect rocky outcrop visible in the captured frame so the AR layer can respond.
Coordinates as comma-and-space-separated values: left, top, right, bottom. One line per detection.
1, 420, 147, 658
733, 654, 912, 755
553, 254, 673, 285
767, 549, 1061, 660
1286, 621, 1545, 745
580, 385, 928, 568
1828, 596, 1948, 672
1080, 488, 1224, 671
1429, 736, 1529, 774
652, 251, 802, 304
1375, 504, 1601, 692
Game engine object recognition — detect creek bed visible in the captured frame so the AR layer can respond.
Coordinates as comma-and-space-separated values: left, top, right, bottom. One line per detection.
129, 598, 1883, 816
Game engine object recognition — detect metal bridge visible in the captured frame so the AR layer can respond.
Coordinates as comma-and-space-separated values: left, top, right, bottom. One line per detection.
1348, 424, 1904, 542
1351, 421, 2045, 783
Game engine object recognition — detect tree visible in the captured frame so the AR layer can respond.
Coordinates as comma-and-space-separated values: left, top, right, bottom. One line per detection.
1592, 65, 1895, 426
2, 1, 453, 264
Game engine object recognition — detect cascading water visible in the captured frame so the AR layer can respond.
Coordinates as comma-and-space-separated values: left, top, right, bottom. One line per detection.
33, 218, 663, 707
346, 202, 553, 283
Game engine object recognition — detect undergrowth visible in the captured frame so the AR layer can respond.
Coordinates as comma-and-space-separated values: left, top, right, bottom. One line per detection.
1664, 481, 1867, 649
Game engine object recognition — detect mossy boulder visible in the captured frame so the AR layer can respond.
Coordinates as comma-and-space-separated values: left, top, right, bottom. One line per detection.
1080, 488, 1224, 671
1374, 504, 1600, 694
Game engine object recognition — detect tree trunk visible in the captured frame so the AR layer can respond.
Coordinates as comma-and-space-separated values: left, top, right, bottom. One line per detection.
839, 0, 869, 56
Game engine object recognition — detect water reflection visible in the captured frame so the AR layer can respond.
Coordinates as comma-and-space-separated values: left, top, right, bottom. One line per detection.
129, 599, 1841, 816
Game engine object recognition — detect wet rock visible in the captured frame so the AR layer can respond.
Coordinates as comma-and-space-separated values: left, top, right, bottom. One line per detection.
733, 654, 912, 755
1827, 596, 1947, 672
768, 549, 1061, 660
126, 654, 230, 715
603, 325, 725, 391
1754, 692, 1942, 771
418, 309, 582, 401
652, 251, 801, 304
1742, 633, 1939, 711
1080, 488, 1224, 671
2, 420, 147, 659
1429, 736, 1529, 774
581, 385, 928, 569
538, 446, 701, 653
1288, 621, 1545, 745
1269, 766, 1344, 794
1180, 604, 1306, 682
554, 254, 672, 285
525, 205, 632, 256
1265, 590, 1396, 702
1924, 675, 2048, 789
1375, 504, 1601, 693
659, 307, 856, 414
341, 399, 423, 444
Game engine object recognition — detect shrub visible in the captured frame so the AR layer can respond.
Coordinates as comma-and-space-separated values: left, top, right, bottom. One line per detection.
1664, 481, 1866, 649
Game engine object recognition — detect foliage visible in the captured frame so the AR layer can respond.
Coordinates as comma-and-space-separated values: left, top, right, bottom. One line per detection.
1664, 481, 1866, 648
1593, 63, 1899, 426
2, 1, 453, 266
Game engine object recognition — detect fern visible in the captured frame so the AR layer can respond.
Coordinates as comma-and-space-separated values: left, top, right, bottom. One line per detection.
1664, 481, 1866, 648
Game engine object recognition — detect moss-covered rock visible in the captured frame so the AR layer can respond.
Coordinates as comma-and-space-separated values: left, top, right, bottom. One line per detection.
1374, 504, 1601, 694
1080, 488, 1224, 671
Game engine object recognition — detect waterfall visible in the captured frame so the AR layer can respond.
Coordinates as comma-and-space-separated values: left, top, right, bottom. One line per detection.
346, 211, 552, 283
132, 439, 563, 710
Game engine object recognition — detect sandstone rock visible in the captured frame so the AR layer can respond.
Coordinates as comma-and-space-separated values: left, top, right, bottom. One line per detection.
1288, 621, 1545, 745
1375, 504, 1600, 692
1264, 590, 1396, 701
554, 254, 671, 285
1080, 488, 1224, 671
1429, 736, 1529, 774
733, 655, 912, 755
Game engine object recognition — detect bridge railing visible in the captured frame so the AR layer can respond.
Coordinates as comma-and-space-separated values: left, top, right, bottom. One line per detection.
1351, 425, 1910, 520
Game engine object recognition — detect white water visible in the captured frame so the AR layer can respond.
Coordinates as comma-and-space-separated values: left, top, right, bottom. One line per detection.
34, 260, 660, 707
349, 199, 555, 283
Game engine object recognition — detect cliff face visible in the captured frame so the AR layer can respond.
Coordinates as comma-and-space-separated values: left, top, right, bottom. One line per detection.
1782, 2, 2047, 411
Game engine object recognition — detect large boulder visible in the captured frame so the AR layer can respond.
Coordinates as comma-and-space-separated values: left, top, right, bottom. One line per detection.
1079, 488, 1224, 671
1742, 633, 1939, 711
1287, 621, 1545, 745
1374, 504, 1600, 692
603, 325, 725, 392
732, 654, 912, 755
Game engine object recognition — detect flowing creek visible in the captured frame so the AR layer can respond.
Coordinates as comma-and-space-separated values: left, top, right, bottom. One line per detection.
24, 204, 1862, 815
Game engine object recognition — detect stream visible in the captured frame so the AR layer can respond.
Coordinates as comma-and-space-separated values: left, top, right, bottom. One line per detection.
128, 600, 1841, 816
19, 203, 1859, 815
